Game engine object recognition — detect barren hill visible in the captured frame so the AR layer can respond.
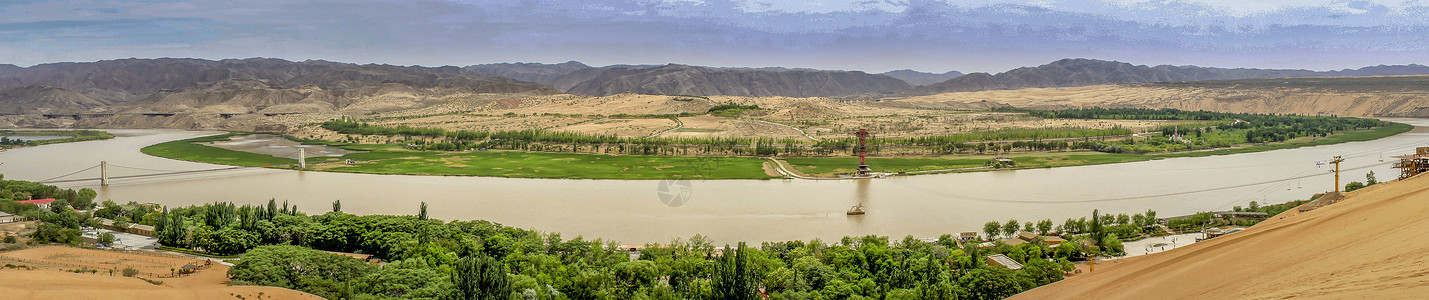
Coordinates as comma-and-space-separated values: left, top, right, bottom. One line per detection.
901, 76, 1429, 118
0, 58, 556, 102
567, 64, 911, 97
881, 69, 965, 86
909, 58, 1429, 95
0, 85, 109, 114
1014, 171, 1429, 299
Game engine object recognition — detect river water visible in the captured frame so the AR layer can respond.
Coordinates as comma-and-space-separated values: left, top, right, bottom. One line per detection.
2, 120, 1425, 244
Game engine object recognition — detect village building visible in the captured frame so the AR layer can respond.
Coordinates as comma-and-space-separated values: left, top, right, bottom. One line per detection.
986, 254, 1024, 270
1000, 232, 1067, 246
16, 198, 56, 210
959, 232, 979, 242
0, 212, 21, 223
95, 218, 157, 237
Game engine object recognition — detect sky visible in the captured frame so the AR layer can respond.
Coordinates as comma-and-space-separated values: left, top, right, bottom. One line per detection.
1, 0, 1427, 73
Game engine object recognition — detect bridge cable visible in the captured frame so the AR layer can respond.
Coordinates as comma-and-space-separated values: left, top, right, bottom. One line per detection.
37, 164, 100, 183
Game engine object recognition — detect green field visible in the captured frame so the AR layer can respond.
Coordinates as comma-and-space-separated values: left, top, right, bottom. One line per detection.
784, 122, 1412, 176
318, 150, 773, 179
140, 122, 1410, 179
140, 133, 298, 167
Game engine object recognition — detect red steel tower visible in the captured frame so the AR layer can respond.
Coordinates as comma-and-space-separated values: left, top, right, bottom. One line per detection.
855, 129, 872, 176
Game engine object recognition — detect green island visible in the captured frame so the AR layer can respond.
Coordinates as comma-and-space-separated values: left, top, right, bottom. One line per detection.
0, 174, 1347, 299
138, 108, 1409, 179
0, 130, 114, 149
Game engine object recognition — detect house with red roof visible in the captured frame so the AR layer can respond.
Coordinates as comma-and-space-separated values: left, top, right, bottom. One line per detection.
16, 198, 56, 210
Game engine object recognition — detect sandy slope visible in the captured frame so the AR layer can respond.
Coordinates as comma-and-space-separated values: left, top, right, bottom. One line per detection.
902, 81, 1429, 118
1014, 173, 1429, 299
0, 246, 320, 300
0, 267, 320, 300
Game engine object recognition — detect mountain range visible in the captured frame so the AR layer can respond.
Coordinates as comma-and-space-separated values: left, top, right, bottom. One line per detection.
3, 57, 1429, 115
908, 58, 1429, 94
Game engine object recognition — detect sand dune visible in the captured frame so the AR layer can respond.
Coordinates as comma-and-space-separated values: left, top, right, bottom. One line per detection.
1014, 173, 1429, 299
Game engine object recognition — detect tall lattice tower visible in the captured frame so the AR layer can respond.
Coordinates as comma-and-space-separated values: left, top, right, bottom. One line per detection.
855, 129, 872, 176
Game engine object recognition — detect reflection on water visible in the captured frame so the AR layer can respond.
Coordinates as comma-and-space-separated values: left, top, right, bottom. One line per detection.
847, 179, 871, 226
0, 121, 1426, 244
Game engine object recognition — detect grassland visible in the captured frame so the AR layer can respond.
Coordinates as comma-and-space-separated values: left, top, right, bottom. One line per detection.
139, 121, 1409, 179
140, 133, 298, 167
783, 122, 1412, 176
314, 150, 774, 179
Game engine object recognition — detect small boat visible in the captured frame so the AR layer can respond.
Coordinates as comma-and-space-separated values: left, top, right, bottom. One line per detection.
847, 204, 865, 215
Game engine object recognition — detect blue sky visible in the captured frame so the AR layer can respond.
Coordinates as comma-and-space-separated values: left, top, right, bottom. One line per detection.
1, 0, 1426, 73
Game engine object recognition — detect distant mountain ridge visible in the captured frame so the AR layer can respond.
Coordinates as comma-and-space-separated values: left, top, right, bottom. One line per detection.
465, 62, 912, 97
909, 58, 1429, 95
564, 64, 911, 97
881, 70, 965, 86
0, 58, 558, 102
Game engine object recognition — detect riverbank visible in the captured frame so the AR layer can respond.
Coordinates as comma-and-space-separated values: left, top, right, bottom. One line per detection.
0, 130, 114, 149
780, 122, 1412, 176
136, 122, 1411, 179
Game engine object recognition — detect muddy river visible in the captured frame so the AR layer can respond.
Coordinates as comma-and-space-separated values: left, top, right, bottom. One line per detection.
1, 120, 1425, 244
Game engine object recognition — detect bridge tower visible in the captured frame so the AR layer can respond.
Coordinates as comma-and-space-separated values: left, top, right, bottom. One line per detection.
100, 161, 109, 186
855, 129, 872, 176
299, 148, 307, 169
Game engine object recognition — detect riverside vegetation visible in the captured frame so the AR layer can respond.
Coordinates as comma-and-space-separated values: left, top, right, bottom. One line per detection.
138, 108, 1406, 179
0, 175, 1324, 299
0, 130, 114, 148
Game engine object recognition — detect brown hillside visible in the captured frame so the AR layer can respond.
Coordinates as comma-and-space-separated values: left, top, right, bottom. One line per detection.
1014, 173, 1429, 300
901, 76, 1429, 118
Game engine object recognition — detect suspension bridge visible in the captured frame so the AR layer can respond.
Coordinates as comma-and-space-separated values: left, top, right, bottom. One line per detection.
36, 161, 281, 186
36, 148, 314, 186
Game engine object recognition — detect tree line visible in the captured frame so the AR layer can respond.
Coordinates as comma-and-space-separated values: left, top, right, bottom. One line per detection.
130, 198, 1093, 299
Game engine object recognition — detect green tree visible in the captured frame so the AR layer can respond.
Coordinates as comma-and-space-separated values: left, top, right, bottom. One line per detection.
1090, 210, 1105, 245
957, 267, 1028, 300
74, 188, 98, 210
97, 232, 116, 245
983, 221, 1001, 240
1101, 233, 1125, 256
712, 242, 758, 300
332, 200, 342, 213
29, 223, 80, 244
1036, 220, 1053, 235
1367, 171, 1379, 185
1002, 219, 1020, 238
418, 202, 428, 221
228, 245, 375, 299
112, 216, 131, 231
1345, 181, 1366, 192
266, 198, 278, 221
451, 254, 509, 300
1020, 258, 1065, 286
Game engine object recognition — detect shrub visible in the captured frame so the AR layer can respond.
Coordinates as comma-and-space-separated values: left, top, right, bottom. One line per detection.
97, 232, 116, 245
123, 267, 139, 277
